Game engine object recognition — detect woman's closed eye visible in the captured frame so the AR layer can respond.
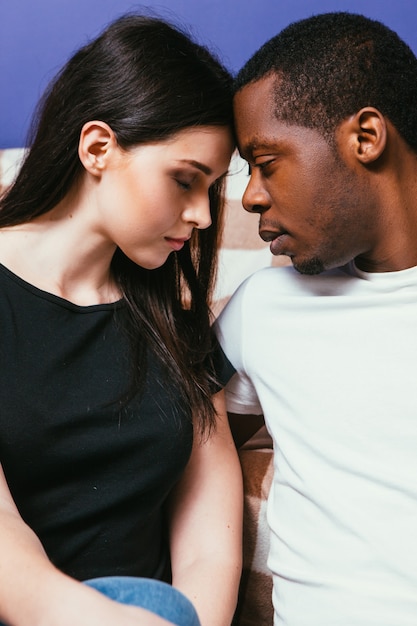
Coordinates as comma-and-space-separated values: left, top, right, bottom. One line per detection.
173, 171, 198, 190
175, 178, 193, 190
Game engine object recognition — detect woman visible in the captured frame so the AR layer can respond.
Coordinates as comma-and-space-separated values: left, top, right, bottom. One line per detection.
0, 14, 242, 626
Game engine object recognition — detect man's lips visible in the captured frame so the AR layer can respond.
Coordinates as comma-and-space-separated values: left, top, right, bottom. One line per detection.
259, 229, 289, 256
259, 229, 281, 243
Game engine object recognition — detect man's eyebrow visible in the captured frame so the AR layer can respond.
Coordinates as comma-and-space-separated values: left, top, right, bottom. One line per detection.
242, 140, 274, 156
178, 159, 212, 175
240, 139, 286, 162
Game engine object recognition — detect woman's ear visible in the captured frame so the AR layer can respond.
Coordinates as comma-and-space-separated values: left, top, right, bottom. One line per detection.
78, 121, 117, 175
341, 107, 387, 165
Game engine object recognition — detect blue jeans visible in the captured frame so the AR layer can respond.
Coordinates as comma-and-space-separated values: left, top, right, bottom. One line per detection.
86, 576, 201, 625
0, 576, 201, 626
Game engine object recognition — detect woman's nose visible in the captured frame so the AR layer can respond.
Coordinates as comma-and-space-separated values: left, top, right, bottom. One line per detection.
184, 196, 212, 230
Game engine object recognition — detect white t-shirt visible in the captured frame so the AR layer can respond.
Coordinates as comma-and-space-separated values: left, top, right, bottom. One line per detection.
215, 262, 417, 625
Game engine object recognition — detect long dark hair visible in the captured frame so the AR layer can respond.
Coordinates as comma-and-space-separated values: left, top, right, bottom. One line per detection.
0, 14, 234, 434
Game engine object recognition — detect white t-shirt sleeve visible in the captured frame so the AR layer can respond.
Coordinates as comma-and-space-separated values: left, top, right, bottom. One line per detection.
214, 280, 263, 415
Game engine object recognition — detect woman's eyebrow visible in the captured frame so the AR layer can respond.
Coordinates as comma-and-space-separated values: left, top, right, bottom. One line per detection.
178, 159, 212, 175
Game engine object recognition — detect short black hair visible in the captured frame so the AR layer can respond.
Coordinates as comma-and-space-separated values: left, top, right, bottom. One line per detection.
235, 12, 417, 152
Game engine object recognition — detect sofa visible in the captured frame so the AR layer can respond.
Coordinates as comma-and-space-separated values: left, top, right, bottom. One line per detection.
0, 147, 283, 625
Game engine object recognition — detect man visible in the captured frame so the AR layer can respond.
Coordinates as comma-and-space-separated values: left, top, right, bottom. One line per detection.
216, 12, 417, 625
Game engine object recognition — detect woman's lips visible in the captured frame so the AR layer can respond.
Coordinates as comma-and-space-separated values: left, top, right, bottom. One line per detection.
165, 237, 189, 251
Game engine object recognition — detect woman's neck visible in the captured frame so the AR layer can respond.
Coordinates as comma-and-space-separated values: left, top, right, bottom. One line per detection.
0, 198, 121, 306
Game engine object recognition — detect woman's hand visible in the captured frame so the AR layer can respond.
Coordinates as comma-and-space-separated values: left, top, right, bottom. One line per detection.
0, 465, 174, 626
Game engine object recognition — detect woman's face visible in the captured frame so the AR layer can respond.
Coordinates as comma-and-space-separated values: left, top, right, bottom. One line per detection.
95, 126, 234, 269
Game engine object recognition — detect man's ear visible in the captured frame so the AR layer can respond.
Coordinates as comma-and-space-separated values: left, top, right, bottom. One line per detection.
341, 107, 387, 164
78, 121, 117, 175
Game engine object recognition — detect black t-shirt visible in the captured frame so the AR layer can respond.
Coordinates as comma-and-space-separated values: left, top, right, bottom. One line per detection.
0, 263, 234, 581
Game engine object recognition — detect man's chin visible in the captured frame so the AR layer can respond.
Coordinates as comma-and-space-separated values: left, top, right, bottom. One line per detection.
292, 257, 325, 275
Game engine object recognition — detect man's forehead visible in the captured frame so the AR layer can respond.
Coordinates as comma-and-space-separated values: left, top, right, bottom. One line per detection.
233, 78, 277, 149
234, 87, 297, 159
234, 75, 276, 117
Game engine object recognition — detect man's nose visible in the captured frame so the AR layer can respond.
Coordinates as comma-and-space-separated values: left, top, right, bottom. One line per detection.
242, 173, 271, 214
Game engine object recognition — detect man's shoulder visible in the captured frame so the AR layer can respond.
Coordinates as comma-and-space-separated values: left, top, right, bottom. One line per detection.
238, 263, 352, 295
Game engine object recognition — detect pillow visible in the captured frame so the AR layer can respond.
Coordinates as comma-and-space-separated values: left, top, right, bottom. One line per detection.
0, 148, 25, 194
234, 441, 274, 625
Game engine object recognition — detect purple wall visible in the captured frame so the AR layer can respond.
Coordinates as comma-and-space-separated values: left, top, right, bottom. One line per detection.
1, 0, 417, 148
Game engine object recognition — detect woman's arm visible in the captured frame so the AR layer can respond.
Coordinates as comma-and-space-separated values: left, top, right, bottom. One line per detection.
0, 465, 172, 626
168, 389, 243, 626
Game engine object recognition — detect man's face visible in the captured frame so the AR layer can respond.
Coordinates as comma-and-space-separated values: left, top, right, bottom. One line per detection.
234, 75, 378, 274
